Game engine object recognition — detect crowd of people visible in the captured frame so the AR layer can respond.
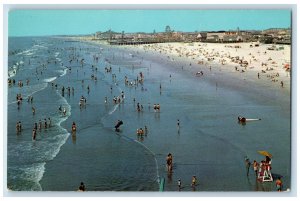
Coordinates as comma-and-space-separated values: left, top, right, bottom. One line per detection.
244, 154, 283, 191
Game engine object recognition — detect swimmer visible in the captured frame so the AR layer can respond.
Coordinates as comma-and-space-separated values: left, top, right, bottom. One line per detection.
72, 122, 76, 132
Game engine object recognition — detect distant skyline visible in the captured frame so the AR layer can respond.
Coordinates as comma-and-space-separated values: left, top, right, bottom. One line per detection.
8, 9, 291, 37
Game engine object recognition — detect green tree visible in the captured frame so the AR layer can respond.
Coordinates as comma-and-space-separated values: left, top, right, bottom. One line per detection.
165, 25, 171, 33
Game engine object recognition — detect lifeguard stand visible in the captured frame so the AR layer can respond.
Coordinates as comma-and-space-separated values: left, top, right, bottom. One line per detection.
257, 164, 273, 182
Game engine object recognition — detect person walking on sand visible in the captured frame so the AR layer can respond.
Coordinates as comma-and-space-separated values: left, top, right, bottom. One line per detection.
32, 107, 35, 115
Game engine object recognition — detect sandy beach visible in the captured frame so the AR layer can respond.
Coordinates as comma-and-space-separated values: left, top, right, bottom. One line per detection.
126, 42, 291, 92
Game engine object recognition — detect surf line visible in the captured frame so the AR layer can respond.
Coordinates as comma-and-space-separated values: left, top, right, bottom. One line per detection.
38, 90, 72, 190
108, 86, 125, 115
116, 133, 160, 188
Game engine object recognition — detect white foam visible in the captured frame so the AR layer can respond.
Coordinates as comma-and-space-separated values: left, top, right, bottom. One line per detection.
8, 129, 71, 190
133, 139, 160, 185
43, 76, 57, 83
8, 162, 45, 191
59, 68, 68, 77
36, 92, 72, 189
16, 49, 34, 56
8, 83, 48, 105
33, 44, 48, 49
54, 89, 72, 127
109, 104, 119, 115
8, 67, 17, 78
117, 134, 160, 187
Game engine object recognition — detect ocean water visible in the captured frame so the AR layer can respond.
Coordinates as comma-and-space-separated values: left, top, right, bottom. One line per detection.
7, 37, 291, 192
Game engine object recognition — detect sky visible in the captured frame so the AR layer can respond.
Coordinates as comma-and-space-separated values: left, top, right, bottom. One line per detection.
8, 9, 292, 37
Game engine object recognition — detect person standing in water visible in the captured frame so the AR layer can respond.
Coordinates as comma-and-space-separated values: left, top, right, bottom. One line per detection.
32, 129, 37, 140
191, 175, 197, 187
78, 182, 85, 191
245, 156, 251, 176
275, 177, 283, 192
177, 179, 182, 191
166, 153, 173, 172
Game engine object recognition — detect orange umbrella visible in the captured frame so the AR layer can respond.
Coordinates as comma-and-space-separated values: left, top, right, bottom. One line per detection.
258, 150, 272, 158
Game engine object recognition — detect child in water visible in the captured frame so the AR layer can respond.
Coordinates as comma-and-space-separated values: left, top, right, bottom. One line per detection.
191, 175, 197, 187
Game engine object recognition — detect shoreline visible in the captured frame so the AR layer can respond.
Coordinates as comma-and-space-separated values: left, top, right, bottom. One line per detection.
79, 37, 291, 95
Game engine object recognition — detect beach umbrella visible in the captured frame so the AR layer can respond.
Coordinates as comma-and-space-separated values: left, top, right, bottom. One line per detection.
258, 150, 272, 158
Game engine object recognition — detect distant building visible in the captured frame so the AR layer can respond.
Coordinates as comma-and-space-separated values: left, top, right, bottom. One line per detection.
94, 27, 290, 45
197, 32, 207, 41
223, 35, 243, 42
182, 32, 198, 42
206, 31, 225, 42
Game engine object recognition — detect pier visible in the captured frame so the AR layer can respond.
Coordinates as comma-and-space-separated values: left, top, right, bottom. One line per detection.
109, 40, 164, 45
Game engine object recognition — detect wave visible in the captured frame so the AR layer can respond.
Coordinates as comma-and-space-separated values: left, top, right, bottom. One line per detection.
33, 44, 48, 49
59, 68, 68, 77
16, 49, 35, 56
108, 87, 125, 115
36, 91, 72, 190
108, 103, 118, 115
43, 77, 57, 83
8, 83, 48, 105
7, 162, 45, 191
8, 66, 18, 78
8, 129, 70, 191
